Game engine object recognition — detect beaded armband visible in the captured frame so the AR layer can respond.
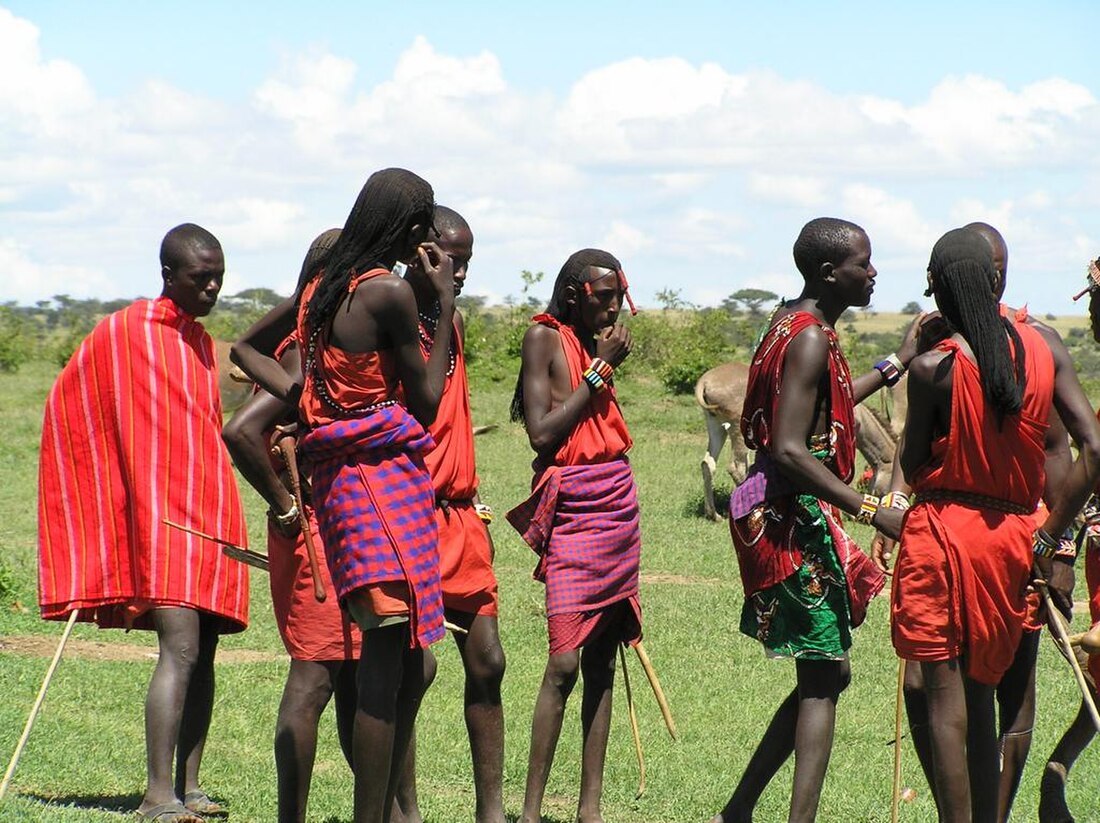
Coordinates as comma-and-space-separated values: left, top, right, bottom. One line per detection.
874, 352, 906, 388
1033, 528, 1059, 560
855, 494, 880, 525
1054, 537, 1078, 564
582, 357, 614, 393
474, 503, 494, 525
880, 491, 912, 512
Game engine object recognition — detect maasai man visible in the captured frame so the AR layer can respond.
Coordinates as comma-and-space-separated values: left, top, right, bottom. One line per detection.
232, 168, 457, 823
874, 221, 1080, 823
710, 217, 918, 823
222, 229, 360, 823
38, 224, 248, 823
395, 206, 507, 823
892, 229, 1100, 823
507, 249, 638, 823
1038, 257, 1100, 823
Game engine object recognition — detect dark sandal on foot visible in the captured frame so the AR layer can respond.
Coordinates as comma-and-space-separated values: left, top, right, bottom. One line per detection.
137, 802, 205, 822
183, 791, 227, 817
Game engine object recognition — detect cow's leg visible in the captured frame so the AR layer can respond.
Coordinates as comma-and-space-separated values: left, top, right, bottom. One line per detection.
701, 413, 729, 521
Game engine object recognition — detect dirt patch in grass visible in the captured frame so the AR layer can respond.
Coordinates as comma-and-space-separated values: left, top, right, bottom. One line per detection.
0, 634, 281, 664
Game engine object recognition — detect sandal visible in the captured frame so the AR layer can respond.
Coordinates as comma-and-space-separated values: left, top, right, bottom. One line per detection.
137, 801, 204, 822
183, 790, 228, 817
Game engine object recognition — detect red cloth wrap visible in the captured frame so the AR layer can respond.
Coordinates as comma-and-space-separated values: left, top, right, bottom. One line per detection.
1087, 538, 1100, 684
893, 323, 1054, 684
740, 311, 857, 487
299, 408, 444, 649
269, 505, 361, 660
38, 297, 249, 632
730, 310, 882, 614
437, 503, 498, 616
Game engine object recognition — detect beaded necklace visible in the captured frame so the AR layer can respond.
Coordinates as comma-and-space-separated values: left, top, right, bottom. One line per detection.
418, 306, 456, 377
304, 325, 399, 417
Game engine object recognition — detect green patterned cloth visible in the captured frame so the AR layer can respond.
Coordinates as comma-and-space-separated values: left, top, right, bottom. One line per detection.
738, 493, 852, 660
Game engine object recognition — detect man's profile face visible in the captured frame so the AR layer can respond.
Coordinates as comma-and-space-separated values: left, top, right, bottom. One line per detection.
829, 231, 876, 308
163, 243, 224, 317
408, 226, 473, 297
577, 267, 622, 333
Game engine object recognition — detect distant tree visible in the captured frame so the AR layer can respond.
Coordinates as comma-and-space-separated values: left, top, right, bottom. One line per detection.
655, 288, 688, 311
725, 288, 778, 318
1045, 312, 1057, 321
456, 294, 488, 313
840, 309, 857, 322
901, 301, 922, 315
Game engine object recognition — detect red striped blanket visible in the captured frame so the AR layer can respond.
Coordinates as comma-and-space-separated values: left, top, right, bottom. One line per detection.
300, 406, 445, 648
507, 458, 641, 617
38, 297, 249, 632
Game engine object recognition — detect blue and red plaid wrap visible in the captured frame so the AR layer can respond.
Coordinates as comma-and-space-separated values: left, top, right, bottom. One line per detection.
507, 458, 641, 618
299, 406, 445, 648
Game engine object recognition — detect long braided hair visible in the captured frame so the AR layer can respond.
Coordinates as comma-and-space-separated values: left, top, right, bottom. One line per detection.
927, 227, 1025, 423
302, 168, 434, 338
295, 228, 342, 293
510, 248, 621, 424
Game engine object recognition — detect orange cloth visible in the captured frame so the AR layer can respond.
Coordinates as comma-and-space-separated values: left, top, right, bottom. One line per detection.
268, 506, 361, 661
437, 504, 498, 616
893, 322, 1054, 684
297, 269, 399, 428
1087, 537, 1100, 684
423, 322, 479, 498
38, 297, 249, 632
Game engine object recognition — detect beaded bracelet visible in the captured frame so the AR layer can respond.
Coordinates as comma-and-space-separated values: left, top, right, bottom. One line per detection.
583, 357, 614, 393
880, 491, 912, 512
1033, 528, 1059, 560
1054, 538, 1078, 563
874, 352, 905, 387
474, 503, 494, 525
855, 494, 880, 525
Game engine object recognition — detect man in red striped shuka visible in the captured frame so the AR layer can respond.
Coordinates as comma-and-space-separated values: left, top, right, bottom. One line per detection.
507, 249, 639, 823
38, 224, 248, 823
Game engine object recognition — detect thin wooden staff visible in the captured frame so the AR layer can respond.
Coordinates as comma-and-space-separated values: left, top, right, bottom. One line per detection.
0, 609, 79, 803
633, 641, 677, 740
162, 518, 269, 571
619, 644, 645, 798
1040, 582, 1100, 732
272, 427, 326, 603
891, 658, 905, 823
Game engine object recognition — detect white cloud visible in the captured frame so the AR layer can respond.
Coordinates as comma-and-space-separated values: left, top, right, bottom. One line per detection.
748, 174, 828, 207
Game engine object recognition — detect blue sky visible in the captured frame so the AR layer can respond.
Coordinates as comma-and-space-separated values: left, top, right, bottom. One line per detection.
3, 1, 1099, 313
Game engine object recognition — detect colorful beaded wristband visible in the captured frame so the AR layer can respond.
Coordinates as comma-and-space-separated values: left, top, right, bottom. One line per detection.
855, 494, 880, 525
583, 367, 607, 392
474, 503, 494, 525
1054, 538, 1078, 563
1032, 528, 1059, 560
881, 491, 911, 512
874, 353, 904, 387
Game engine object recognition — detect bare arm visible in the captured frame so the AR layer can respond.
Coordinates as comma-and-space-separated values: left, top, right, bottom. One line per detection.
222, 347, 300, 515
230, 296, 300, 403
899, 349, 952, 482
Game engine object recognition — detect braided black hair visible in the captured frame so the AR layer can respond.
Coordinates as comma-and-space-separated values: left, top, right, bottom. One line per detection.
792, 217, 864, 279
510, 248, 622, 424
928, 228, 1025, 423
303, 168, 434, 338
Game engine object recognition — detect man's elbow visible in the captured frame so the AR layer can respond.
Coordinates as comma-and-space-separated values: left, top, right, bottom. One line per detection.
1081, 437, 1100, 479
770, 443, 804, 475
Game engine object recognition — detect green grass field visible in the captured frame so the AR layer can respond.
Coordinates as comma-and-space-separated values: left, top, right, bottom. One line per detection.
2, 356, 1098, 822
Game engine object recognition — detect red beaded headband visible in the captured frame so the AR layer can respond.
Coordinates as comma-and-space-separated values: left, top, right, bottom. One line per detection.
583, 269, 638, 315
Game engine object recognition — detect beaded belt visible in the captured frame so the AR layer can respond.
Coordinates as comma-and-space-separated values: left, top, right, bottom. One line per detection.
913, 489, 1032, 515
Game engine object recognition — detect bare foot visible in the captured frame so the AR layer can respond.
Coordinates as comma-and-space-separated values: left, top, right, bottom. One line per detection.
1038, 763, 1075, 823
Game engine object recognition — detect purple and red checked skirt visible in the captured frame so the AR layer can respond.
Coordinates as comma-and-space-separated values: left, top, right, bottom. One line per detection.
508, 458, 642, 643
300, 406, 445, 648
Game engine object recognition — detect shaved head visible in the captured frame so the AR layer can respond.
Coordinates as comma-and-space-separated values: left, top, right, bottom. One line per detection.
433, 205, 471, 237
160, 223, 222, 271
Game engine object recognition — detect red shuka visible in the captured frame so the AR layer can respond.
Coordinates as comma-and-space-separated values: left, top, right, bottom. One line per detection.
38, 297, 249, 632
892, 322, 1054, 684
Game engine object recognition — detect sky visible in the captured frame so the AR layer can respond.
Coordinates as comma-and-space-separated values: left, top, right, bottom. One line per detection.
2, 1, 1099, 314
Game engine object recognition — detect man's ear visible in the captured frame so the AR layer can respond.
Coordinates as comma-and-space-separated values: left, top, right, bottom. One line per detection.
162, 265, 173, 284
563, 284, 579, 306
819, 262, 835, 284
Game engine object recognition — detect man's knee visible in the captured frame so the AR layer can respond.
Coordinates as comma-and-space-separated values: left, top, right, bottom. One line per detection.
544, 652, 581, 693
282, 663, 337, 716
465, 640, 506, 689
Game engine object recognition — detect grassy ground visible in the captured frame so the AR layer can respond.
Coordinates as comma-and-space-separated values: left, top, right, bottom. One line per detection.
2, 357, 1099, 822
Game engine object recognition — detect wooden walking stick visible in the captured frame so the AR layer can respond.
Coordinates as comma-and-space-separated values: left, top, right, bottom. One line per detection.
162, 519, 269, 571
619, 644, 646, 799
1040, 583, 1100, 732
633, 641, 677, 740
891, 658, 905, 823
272, 426, 326, 603
0, 609, 79, 803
